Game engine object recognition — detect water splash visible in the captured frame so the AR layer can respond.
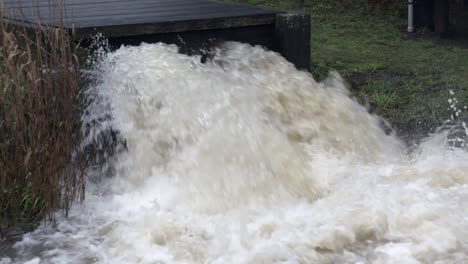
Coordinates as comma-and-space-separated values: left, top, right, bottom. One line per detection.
2, 42, 467, 264
442, 89, 468, 150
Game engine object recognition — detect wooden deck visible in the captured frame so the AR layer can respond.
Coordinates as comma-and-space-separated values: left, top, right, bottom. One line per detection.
1, 0, 311, 70
1, 0, 278, 38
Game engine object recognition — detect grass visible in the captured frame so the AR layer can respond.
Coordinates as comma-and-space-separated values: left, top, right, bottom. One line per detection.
0, 2, 85, 237
229, 0, 468, 139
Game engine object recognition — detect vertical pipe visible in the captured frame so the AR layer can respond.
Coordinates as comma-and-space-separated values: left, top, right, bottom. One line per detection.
408, 0, 415, 33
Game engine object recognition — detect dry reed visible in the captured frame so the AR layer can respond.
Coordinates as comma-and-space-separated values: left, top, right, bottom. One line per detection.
0, 0, 84, 234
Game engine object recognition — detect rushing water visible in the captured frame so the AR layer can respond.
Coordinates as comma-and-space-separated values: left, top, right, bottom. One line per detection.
1, 42, 467, 264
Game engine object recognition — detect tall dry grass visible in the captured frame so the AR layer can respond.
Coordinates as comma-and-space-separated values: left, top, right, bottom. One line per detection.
0, 1, 85, 235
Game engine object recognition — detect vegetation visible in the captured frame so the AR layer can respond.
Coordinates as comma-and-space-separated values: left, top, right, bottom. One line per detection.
0, 6, 85, 237
230, 0, 468, 140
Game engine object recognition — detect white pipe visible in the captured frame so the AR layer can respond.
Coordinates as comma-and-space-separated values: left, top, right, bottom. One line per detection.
408, 0, 415, 33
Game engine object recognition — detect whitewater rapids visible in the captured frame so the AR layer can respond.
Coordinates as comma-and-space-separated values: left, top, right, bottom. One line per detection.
2, 42, 467, 264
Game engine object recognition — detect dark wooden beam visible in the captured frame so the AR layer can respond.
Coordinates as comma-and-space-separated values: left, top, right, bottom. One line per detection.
275, 12, 311, 70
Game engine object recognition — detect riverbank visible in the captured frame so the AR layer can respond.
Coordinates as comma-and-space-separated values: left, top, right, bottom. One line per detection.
230, 0, 468, 141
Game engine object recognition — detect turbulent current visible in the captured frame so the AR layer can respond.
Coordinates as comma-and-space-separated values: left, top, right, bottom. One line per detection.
2, 42, 468, 264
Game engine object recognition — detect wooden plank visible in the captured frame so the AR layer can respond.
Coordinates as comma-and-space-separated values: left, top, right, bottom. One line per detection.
1, 0, 273, 11
2, 0, 204, 8
1, 0, 240, 7
3, 2, 268, 19
3, 1, 223, 11
73, 14, 276, 39
3, 3, 241, 19
2, 1, 277, 23
1, 0, 279, 38
4, 8, 276, 26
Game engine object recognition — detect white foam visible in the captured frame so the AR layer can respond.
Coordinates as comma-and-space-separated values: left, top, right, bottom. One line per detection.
7, 42, 468, 264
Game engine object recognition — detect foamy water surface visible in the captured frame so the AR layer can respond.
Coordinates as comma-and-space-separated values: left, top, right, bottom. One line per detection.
1, 42, 467, 264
